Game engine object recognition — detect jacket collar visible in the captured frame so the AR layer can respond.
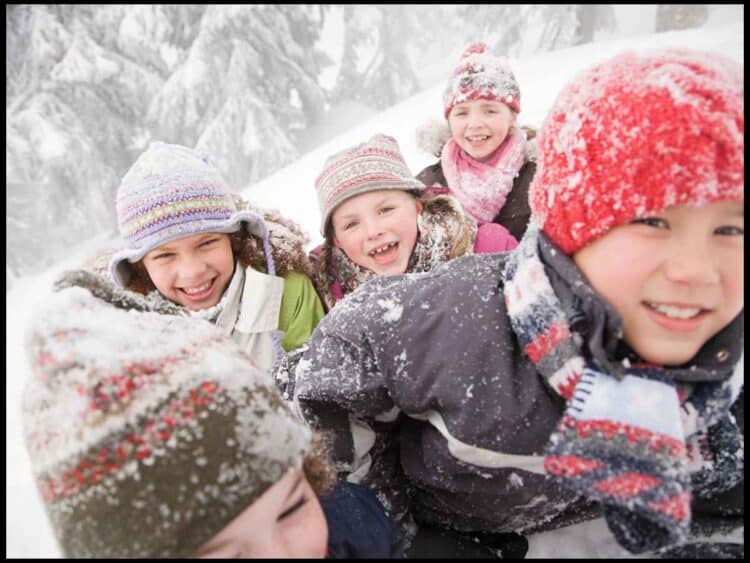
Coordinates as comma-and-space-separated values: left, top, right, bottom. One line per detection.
537, 232, 743, 383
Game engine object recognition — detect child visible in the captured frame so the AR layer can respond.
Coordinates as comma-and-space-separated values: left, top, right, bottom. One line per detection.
416, 41, 537, 241
292, 48, 744, 557
107, 141, 325, 372
311, 133, 518, 311
21, 269, 401, 557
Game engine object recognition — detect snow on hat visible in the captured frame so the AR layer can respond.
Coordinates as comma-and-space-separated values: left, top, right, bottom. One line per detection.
530, 48, 744, 255
314, 133, 424, 235
109, 141, 275, 287
443, 41, 521, 119
22, 287, 311, 557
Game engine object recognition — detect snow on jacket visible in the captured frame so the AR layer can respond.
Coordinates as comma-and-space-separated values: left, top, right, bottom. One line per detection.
292, 231, 743, 551
309, 193, 516, 312
415, 119, 536, 242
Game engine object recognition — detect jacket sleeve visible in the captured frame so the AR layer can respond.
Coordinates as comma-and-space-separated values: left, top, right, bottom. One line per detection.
292, 322, 409, 523
474, 222, 519, 253
278, 272, 326, 352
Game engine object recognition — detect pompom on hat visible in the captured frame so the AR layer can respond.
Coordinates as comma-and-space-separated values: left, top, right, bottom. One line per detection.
530, 48, 744, 255
109, 141, 275, 287
314, 134, 424, 235
442, 41, 521, 118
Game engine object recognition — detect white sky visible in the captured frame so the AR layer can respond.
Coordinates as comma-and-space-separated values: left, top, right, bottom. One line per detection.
6, 19, 743, 558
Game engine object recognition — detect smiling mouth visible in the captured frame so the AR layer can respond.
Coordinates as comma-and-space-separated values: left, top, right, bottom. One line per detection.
368, 242, 398, 257
644, 301, 706, 320
179, 278, 215, 297
466, 135, 490, 142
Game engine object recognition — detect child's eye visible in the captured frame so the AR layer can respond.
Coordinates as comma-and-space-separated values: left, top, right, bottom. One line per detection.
277, 496, 308, 522
715, 225, 744, 236
630, 217, 669, 229
343, 220, 358, 231
200, 238, 219, 248
379, 206, 395, 215
151, 252, 174, 261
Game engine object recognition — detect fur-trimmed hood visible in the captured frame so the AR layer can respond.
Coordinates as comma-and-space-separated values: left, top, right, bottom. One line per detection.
415, 118, 538, 162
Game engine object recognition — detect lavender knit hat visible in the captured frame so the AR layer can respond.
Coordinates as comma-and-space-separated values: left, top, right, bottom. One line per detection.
443, 42, 521, 118
314, 134, 424, 235
109, 142, 275, 287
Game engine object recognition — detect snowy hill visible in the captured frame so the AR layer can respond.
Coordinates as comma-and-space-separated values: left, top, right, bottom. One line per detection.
6, 22, 743, 558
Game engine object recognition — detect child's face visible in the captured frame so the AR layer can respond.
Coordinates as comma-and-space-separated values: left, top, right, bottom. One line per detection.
196, 468, 328, 558
572, 201, 743, 366
332, 189, 423, 275
448, 99, 515, 162
142, 232, 235, 311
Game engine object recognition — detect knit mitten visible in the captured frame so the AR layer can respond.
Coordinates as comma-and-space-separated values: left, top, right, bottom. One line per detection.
544, 365, 691, 553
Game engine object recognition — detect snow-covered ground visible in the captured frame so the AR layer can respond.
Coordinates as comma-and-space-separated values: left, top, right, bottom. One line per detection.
6, 22, 743, 558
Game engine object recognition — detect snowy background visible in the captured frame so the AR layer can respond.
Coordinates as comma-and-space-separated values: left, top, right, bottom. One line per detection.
6, 5, 743, 558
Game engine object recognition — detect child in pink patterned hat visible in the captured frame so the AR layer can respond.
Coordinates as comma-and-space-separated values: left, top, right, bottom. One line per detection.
309, 133, 518, 310
416, 41, 537, 242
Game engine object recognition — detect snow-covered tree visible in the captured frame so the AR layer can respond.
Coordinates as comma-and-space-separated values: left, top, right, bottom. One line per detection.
332, 5, 425, 109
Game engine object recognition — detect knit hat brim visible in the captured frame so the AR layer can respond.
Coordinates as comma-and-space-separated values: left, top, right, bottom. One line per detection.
321, 181, 425, 237
315, 134, 425, 236
109, 207, 270, 287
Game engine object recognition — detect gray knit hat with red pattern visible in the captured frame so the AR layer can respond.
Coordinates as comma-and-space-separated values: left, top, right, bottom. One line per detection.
109, 141, 275, 287
314, 134, 424, 235
443, 42, 521, 118
22, 278, 312, 557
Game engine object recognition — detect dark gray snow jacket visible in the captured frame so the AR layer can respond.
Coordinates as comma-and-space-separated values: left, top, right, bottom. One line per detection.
293, 234, 743, 544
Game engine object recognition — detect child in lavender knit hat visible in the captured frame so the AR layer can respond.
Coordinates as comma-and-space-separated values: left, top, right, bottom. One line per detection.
416, 41, 537, 242
107, 141, 324, 373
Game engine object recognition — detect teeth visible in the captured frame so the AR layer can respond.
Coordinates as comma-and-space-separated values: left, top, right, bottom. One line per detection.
467, 135, 489, 142
369, 242, 397, 256
649, 303, 701, 319
182, 280, 212, 295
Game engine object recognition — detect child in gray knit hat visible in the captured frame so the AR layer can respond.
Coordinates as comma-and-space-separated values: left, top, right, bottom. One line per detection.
21, 267, 335, 557
107, 141, 325, 373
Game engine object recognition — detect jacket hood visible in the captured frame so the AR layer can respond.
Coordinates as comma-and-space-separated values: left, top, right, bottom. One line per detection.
416, 118, 538, 162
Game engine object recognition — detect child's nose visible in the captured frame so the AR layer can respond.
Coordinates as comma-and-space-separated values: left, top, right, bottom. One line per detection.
664, 242, 720, 285
363, 217, 384, 240
179, 254, 208, 278
467, 112, 481, 126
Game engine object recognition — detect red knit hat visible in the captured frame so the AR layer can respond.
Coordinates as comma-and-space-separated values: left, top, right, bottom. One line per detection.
530, 48, 744, 255
443, 42, 521, 118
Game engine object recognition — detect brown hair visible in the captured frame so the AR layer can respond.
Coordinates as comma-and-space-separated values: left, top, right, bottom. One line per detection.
302, 431, 337, 498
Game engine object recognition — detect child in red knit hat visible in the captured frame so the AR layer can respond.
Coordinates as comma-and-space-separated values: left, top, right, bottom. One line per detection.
416, 41, 538, 242
292, 48, 744, 557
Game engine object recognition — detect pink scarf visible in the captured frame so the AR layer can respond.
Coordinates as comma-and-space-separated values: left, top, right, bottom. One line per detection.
440, 127, 527, 224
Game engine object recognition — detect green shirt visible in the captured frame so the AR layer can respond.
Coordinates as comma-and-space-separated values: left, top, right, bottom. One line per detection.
278, 272, 325, 351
